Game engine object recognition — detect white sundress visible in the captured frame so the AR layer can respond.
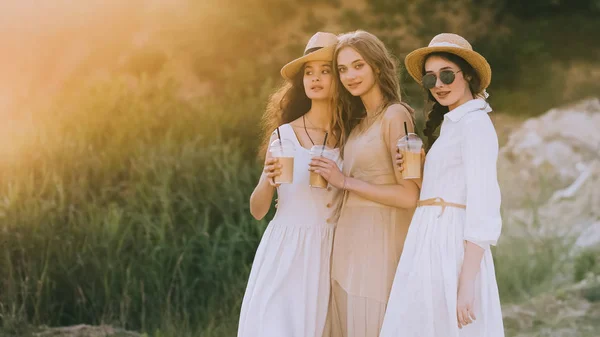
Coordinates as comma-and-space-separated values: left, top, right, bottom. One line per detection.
238, 123, 343, 337
379, 99, 505, 337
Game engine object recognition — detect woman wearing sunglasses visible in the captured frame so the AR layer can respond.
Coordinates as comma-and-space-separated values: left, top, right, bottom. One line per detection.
379, 33, 504, 337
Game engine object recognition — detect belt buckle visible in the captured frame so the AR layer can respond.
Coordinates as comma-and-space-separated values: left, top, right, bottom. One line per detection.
436, 197, 445, 218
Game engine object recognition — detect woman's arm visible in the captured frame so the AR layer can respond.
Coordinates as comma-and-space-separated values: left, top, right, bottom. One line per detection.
249, 133, 281, 220
456, 112, 502, 328
395, 148, 425, 190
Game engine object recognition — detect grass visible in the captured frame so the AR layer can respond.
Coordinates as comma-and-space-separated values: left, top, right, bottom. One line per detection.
0, 60, 597, 337
1, 1, 599, 336
0, 75, 270, 336
493, 224, 575, 304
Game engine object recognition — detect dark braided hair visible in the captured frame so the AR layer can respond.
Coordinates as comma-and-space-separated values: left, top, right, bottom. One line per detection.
422, 52, 481, 151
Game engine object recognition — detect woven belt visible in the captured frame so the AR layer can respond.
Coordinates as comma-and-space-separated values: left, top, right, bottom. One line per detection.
417, 197, 466, 217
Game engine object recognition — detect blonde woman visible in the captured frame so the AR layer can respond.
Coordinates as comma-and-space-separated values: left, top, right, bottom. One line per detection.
309, 30, 419, 337
239, 32, 344, 337
380, 33, 504, 337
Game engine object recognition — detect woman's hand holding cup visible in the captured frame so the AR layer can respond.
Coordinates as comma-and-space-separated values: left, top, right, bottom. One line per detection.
395, 147, 425, 175
263, 157, 282, 187
395, 149, 405, 172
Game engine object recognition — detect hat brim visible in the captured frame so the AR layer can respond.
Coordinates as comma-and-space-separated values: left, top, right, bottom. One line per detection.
280, 45, 336, 80
404, 46, 491, 93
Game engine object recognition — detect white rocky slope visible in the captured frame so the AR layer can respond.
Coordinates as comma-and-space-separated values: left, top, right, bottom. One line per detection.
498, 98, 600, 248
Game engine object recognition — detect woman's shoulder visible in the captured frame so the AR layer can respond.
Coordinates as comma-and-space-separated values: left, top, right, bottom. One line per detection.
289, 116, 303, 127
461, 99, 494, 124
462, 108, 494, 127
460, 109, 498, 143
288, 116, 315, 131
269, 122, 289, 134
381, 102, 414, 124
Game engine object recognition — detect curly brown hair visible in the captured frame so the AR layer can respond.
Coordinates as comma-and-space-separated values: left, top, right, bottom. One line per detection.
258, 68, 339, 158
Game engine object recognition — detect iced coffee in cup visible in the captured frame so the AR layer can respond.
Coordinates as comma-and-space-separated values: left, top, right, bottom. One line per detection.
309, 145, 336, 188
269, 139, 295, 184
397, 133, 423, 179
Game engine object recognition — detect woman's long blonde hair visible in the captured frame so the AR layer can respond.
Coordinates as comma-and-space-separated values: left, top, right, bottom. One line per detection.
331, 30, 413, 152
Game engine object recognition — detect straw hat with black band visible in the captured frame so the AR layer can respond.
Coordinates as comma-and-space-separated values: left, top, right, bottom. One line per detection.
404, 33, 491, 95
280, 32, 338, 81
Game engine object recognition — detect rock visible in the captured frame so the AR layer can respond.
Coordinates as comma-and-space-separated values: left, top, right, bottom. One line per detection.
504, 160, 600, 245
502, 276, 600, 337
32, 325, 141, 337
498, 98, 600, 247
498, 98, 600, 208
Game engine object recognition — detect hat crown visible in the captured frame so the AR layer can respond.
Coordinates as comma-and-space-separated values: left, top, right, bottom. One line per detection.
404, 32, 491, 93
428, 33, 472, 51
304, 32, 338, 53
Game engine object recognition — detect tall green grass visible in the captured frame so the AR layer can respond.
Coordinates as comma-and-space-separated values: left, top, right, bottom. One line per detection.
0, 75, 273, 336
0, 72, 592, 337
493, 226, 575, 303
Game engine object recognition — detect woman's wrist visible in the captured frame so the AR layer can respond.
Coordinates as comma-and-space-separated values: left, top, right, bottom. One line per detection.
261, 174, 276, 189
461, 241, 485, 281
342, 176, 354, 191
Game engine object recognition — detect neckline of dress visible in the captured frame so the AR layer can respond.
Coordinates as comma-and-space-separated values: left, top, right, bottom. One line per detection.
285, 124, 341, 152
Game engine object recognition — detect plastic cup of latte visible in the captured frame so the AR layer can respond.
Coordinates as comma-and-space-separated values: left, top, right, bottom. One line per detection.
269, 139, 296, 184
397, 133, 423, 179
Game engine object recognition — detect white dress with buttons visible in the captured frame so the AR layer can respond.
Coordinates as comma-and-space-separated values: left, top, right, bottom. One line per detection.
238, 123, 343, 337
379, 99, 505, 337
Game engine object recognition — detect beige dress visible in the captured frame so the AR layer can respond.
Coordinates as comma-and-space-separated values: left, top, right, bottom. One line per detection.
327, 104, 416, 337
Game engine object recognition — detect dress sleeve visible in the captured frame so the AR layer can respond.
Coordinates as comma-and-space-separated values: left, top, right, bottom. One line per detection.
461, 113, 502, 250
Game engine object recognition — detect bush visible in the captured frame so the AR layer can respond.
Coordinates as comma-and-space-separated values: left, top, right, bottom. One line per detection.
0, 75, 272, 335
493, 213, 575, 303
574, 247, 600, 282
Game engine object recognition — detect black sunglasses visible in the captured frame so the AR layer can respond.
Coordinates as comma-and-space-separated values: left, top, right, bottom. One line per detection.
422, 70, 462, 89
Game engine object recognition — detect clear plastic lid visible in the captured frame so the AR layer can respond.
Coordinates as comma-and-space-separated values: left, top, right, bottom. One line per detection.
397, 133, 423, 153
269, 139, 296, 157
309, 145, 337, 159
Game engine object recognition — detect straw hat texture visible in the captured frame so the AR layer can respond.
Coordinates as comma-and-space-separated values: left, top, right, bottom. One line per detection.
405, 33, 491, 93
280, 32, 338, 80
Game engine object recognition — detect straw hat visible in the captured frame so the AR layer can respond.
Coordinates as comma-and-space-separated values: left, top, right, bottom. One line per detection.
280, 32, 338, 80
404, 33, 491, 93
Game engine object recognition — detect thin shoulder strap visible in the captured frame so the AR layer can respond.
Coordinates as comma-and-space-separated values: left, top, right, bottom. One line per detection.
275, 124, 301, 147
